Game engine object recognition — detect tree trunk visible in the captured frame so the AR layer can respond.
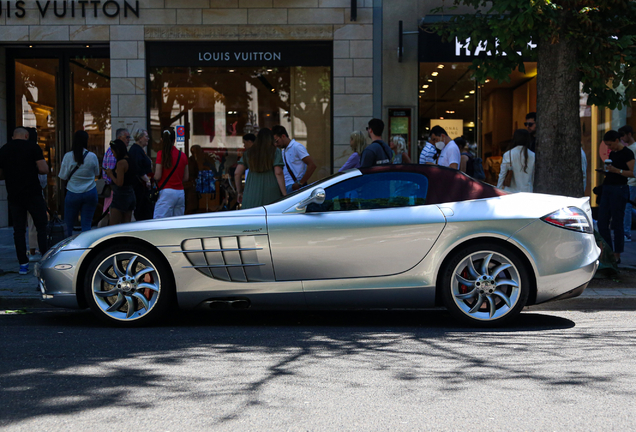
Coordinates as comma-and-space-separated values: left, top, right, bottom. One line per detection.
535, 35, 583, 197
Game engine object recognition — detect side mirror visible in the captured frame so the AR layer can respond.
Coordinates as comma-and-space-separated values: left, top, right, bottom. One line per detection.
296, 188, 326, 211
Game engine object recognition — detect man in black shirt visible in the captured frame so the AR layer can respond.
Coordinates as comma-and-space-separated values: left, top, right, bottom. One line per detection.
360, 118, 393, 168
598, 130, 635, 263
0, 128, 50, 274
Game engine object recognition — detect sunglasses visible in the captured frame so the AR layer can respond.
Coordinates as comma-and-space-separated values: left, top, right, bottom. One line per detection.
524, 122, 535, 127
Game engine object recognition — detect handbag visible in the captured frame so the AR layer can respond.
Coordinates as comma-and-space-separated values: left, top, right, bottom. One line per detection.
502, 153, 513, 188
150, 151, 182, 203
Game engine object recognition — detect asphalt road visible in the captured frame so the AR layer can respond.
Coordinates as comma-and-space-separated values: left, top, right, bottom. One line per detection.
1, 309, 635, 431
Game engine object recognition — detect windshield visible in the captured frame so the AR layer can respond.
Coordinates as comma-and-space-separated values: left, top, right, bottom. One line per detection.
269, 171, 350, 205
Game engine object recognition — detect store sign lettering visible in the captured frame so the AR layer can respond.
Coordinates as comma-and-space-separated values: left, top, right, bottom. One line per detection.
198, 51, 282, 62
0, 1, 139, 19
455, 37, 536, 57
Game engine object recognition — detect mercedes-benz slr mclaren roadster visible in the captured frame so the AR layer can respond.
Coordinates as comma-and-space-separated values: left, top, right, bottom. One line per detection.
36, 164, 600, 327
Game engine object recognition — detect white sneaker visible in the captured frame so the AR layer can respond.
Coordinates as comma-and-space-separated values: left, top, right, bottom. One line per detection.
625, 236, 632, 243
28, 253, 42, 262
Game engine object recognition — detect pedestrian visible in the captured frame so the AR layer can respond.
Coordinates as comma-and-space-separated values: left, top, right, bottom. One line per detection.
620, 126, 636, 242
153, 129, 189, 219
242, 133, 256, 179
0, 127, 50, 275
234, 128, 287, 209
272, 125, 317, 193
430, 126, 460, 169
128, 129, 154, 221
525, 112, 537, 152
359, 118, 393, 168
484, 146, 503, 185
25, 127, 47, 261
390, 135, 411, 164
419, 134, 438, 164
106, 139, 137, 225
101, 128, 131, 220
458, 137, 474, 176
598, 130, 635, 264
339, 131, 367, 172
58, 130, 100, 236
497, 129, 536, 193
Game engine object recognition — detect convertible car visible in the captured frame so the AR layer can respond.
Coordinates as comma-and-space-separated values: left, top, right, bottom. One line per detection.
36, 164, 600, 327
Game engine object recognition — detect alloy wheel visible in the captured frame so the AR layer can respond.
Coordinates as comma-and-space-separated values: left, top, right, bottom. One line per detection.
451, 251, 522, 321
91, 252, 161, 321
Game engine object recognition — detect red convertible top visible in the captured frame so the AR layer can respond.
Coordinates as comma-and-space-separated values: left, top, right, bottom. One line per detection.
359, 164, 507, 205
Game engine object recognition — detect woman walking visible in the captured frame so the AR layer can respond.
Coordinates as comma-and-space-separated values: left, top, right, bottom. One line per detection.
106, 138, 137, 225
58, 130, 100, 236
390, 135, 411, 164
497, 129, 536, 193
153, 129, 189, 219
339, 131, 367, 172
128, 129, 154, 221
234, 128, 286, 209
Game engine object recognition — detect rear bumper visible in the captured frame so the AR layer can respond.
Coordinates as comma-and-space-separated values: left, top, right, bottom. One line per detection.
534, 259, 598, 304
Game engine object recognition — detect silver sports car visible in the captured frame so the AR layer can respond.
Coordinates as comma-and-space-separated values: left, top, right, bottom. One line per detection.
36, 165, 600, 327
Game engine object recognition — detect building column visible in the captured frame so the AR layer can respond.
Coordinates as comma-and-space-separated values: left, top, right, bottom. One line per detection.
110, 25, 146, 138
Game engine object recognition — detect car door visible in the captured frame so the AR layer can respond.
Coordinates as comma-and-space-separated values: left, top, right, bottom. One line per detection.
267, 171, 447, 281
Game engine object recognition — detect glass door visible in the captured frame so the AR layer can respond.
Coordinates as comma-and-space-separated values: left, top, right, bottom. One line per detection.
9, 48, 110, 217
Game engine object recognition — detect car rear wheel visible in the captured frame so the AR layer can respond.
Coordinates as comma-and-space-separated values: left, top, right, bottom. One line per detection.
84, 244, 175, 327
440, 243, 530, 327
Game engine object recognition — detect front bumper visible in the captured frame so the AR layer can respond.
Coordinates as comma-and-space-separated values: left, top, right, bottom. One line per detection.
35, 248, 89, 309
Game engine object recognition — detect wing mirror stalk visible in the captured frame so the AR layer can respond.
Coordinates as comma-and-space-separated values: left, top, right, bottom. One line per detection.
296, 188, 326, 212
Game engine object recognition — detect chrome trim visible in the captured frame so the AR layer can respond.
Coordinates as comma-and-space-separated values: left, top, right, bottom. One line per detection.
172, 248, 262, 253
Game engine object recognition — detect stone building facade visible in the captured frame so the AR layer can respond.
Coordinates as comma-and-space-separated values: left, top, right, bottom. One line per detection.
0, 0, 376, 226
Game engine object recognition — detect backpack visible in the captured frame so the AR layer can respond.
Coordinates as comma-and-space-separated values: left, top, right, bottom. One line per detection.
472, 157, 486, 180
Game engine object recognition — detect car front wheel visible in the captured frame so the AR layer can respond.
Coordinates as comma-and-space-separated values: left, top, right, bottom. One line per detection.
84, 244, 175, 327
440, 243, 530, 327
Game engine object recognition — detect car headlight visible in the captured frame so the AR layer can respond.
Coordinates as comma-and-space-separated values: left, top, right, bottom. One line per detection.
42, 236, 77, 261
541, 206, 593, 234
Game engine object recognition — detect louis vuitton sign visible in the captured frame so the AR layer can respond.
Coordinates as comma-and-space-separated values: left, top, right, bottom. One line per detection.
0, 1, 139, 19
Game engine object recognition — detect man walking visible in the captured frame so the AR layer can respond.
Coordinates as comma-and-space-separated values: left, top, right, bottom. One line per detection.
0, 127, 50, 274
430, 126, 460, 169
525, 112, 537, 152
272, 125, 317, 193
620, 126, 636, 242
360, 118, 393, 168
419, 134, 438, 164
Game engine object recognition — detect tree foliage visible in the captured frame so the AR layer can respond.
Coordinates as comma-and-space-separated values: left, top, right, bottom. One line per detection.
432, 0, 636, 110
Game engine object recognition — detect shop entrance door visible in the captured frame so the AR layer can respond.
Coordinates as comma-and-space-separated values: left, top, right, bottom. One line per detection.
7, 47, 111, 216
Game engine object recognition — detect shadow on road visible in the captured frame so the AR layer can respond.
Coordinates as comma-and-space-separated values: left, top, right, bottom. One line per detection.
1, 309, 624, 428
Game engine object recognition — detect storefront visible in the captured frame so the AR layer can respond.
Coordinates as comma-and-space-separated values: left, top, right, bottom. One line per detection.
416, 26, 636, 199
0, 2, 374, 226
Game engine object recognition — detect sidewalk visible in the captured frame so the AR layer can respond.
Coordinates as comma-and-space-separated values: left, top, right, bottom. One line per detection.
1, 227, 636, 310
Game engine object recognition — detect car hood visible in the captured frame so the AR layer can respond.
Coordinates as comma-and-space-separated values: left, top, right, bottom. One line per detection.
65, 207, 267, 249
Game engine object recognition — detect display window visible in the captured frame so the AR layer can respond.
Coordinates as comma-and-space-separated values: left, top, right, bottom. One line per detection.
147, 42, 332, 213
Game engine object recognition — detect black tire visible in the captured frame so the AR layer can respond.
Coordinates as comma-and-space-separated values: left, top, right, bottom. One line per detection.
439, 242, 530, 327
83, 243, 175, 327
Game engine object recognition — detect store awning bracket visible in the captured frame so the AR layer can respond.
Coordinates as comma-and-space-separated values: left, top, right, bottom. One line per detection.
398, 20, 418, 63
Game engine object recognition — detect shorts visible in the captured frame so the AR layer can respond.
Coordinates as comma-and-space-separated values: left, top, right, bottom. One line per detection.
112, 185, 136, 212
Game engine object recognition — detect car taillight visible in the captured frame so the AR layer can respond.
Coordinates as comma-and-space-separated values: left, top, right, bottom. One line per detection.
541, 207, 593, 234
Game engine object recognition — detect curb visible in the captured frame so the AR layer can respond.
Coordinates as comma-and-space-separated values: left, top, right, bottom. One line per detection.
0, 297, 49, 310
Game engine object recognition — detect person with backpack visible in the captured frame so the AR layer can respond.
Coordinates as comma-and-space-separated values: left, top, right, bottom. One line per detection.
58, 130, 100, 236
153, 129, 189, 219
360, 118, 393, 168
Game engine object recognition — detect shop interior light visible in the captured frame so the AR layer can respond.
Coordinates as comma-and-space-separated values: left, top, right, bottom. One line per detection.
485, 79, 490, 83
29, 45, 33, 48
446, 110, 455, 114
431, 72, 439, 76
86, 45, 90, 48
422, 85, 429, 89
427, 79, 433, 82
437, 65, 444, 69
459, 99, 465, 102
419, 90, 425, 93
229, 69, 235, 72
470, 90, 475, 94
465, 95, 470, 98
